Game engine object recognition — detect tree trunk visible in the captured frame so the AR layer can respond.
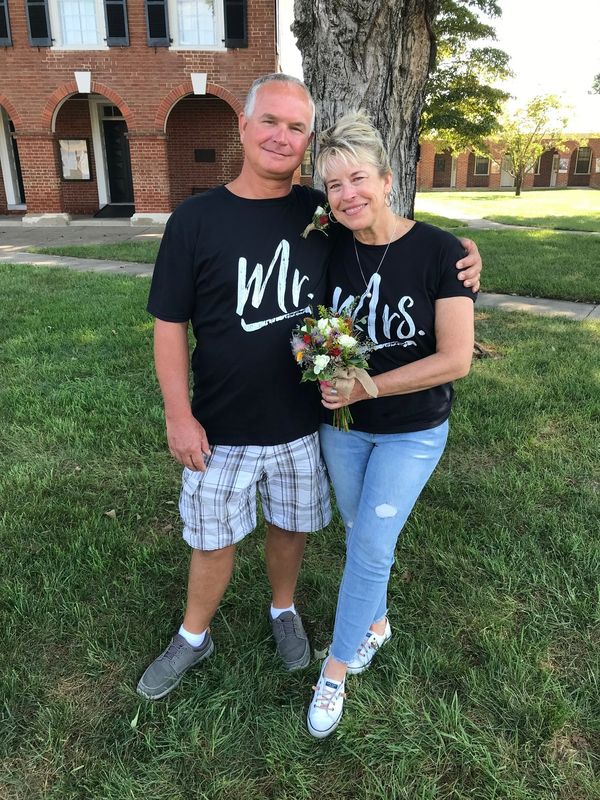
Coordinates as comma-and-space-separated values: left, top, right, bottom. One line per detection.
292, 0, 439, 218
514, 169, 523, 196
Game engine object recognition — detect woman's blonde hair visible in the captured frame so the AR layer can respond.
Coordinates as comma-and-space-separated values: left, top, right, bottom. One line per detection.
316, 110, 392, 181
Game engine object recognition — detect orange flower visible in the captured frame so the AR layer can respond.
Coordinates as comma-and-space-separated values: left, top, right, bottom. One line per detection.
296, 351, 304, 362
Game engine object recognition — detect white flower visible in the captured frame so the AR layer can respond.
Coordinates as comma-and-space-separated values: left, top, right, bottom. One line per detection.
315, 205, 325, 216
317, 319, 332, 335
338, 334, 357, 348
329, 317, 341, 329
313, 354, 331, 374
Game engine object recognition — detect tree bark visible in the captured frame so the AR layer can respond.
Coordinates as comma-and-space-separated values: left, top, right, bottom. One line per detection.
515, 169, 523, 196
292, 0, 439, 218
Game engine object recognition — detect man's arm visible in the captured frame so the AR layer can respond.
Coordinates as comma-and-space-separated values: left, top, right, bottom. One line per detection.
456, 237, 482, 293
154, 319, 211, 471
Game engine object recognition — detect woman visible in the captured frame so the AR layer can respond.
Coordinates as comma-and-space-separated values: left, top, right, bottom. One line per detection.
307, 112, 476, 739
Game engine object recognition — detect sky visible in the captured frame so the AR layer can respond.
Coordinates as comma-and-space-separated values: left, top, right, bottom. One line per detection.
278, 0, 600, 131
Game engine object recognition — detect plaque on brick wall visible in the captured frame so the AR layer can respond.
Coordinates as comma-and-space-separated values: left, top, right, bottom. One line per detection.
59, 139, 91, 181
194, 149, 216, 163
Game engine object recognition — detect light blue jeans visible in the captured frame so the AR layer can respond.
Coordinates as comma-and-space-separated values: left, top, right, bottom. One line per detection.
319, 420, 449, 664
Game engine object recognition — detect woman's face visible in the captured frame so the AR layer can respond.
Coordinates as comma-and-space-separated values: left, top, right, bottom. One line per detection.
324, 158, 393, 233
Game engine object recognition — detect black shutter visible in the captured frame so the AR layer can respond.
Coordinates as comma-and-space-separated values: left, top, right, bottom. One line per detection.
224, 0, 246, 48
0, 0, 11, 45
145, 0, 169, 46
26, 0, 52, 46
105, 0, 129, 46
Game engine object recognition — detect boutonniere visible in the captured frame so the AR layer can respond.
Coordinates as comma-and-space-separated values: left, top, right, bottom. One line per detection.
301, 203, 331, 238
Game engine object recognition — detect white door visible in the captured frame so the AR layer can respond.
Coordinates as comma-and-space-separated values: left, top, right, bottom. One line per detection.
550, 154, 559, 187
450, 156, 457, 188
500, 155, 515, 187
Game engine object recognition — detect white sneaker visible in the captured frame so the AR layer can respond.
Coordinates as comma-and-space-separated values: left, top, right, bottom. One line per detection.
346, 618, 392, 675
307, 661, 346, 739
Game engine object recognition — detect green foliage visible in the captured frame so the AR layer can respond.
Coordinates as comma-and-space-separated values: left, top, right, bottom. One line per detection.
422, 0, 510, 152
591, 72, 600, 95
485, 95, 572, 195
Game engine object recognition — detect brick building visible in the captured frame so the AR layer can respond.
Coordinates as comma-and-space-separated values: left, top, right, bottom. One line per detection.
0, 0, 283, 222
417, 136, 600, 192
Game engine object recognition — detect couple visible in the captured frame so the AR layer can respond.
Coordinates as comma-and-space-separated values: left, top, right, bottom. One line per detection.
139, 73, 478, 739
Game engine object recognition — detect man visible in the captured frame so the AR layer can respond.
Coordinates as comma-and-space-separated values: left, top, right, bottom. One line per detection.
137, 74, 481, 700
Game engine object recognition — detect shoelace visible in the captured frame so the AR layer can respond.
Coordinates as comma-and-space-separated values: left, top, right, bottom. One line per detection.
162, 638, 188, 663
356, 632, 379, 660
311, 679, 347, 711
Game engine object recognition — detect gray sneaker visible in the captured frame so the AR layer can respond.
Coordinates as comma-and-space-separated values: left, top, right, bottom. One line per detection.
137, 632, 214, 700
269, 610, 310, 670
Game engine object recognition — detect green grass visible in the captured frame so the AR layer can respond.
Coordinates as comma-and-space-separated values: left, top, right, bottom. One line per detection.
30, 239, 160, 264
453, 227, 600, 304
414, 210, 463, 229
1, 263, 599, 800
416, 189, 600, 232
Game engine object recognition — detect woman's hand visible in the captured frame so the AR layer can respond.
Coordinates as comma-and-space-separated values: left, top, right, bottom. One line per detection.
456, 238, 482, 292
319, 379, 370, 409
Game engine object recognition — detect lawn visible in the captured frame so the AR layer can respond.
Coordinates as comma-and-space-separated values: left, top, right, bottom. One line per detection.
416, 189, 600, 233
30, 222, 600, 304
1, 264, 599, 800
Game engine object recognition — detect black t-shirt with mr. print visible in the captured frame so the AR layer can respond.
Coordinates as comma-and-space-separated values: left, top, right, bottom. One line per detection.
326, 222, 476, 434
147, 185, 334, 446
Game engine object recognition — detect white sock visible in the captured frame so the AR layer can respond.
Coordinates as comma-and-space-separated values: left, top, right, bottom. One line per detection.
270, 603, 296, 620
178, 625, 207, 648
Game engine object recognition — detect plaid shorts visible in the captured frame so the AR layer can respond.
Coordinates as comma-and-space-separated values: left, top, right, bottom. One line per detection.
179, 432, 331, 551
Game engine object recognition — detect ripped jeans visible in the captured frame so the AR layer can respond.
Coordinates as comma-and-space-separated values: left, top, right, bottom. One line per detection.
319, 420, 449, 664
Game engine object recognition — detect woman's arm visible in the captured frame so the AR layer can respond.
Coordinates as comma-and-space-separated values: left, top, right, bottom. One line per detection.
321, 296, 474, 407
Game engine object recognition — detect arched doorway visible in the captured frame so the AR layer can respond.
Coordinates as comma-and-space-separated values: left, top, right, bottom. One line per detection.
54, 94, 134, 217
165, 94, 243, 208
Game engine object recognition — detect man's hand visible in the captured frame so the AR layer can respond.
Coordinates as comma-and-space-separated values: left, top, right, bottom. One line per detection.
166, 415, 211, 471
457, 237, 482, 293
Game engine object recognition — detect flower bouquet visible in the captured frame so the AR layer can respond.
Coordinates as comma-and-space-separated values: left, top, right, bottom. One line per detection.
291, 305, 378, 431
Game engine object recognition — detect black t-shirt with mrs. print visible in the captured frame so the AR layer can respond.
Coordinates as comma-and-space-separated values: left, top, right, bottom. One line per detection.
326, 222, 477, 434
147, 185, 334, 446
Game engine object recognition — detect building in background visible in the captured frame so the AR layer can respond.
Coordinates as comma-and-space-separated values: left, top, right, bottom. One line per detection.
0, 0, 283, 222
417, 135, 600, 191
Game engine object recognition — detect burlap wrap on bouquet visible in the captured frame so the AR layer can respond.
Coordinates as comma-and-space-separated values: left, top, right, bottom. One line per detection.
331, 367, 378, 400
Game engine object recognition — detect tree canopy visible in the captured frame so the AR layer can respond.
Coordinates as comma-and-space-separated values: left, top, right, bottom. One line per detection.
421, 0, 511, 153
485, 95, 570, 196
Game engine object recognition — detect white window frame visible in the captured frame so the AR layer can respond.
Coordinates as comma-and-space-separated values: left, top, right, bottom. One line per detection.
168, 0, 226, 50
48, 0, 109, 50
473, 155, 490, 176
574, 147, 592, 175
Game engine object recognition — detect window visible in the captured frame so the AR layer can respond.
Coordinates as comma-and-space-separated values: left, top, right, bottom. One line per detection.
177, 0, 215, 45
155, 0, 247, 48
434, 154, 446, 173
58, 0, 98, 45
574, 147, 592, 175
474, 155, 490, 176
0, 0, 11, 45
39, 0, 128, 47
534, 156, 541, 174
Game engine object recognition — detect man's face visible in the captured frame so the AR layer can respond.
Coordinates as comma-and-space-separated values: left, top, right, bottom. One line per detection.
239, 82, 314, 181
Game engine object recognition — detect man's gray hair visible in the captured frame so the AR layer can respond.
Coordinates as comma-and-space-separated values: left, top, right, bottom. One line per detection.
244, 73, 316, 131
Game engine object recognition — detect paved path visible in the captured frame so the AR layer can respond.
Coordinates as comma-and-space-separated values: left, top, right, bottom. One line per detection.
1, 223, 598, 322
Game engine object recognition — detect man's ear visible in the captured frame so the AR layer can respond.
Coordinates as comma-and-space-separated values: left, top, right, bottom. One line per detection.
238, 112, 247, 143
